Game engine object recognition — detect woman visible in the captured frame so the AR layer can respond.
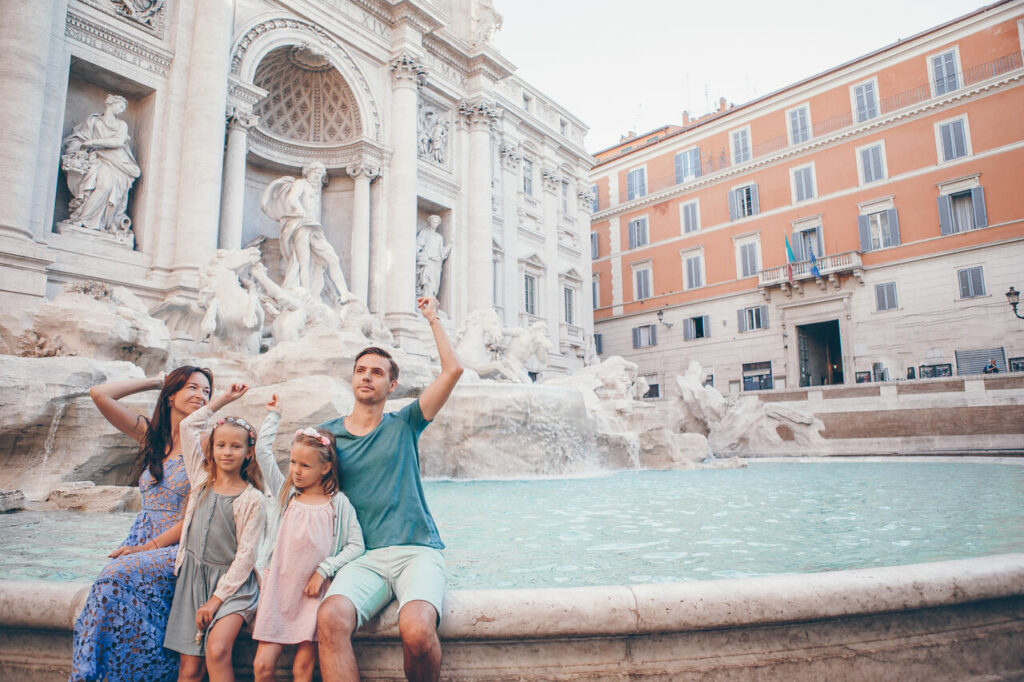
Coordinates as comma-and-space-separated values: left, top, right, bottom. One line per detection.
70, 366, 213, 682
61, 93, 141, 235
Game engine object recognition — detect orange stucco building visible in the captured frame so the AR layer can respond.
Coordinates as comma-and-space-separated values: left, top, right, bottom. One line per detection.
589, 0, 1024, 395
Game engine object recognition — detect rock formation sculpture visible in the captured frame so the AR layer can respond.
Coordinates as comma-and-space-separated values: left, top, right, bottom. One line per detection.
60, 94, 141, 245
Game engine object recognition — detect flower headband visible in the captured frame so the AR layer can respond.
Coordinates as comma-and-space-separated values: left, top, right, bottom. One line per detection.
216, 416, 256, 446
295, 427, 332, 448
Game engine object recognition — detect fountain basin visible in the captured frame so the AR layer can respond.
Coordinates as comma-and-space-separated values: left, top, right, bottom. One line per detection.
2, 554, 1023, 680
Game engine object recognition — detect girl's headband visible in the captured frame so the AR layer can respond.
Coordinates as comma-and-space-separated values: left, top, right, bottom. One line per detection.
295, 427, 332, 448
215, 416, 256, 446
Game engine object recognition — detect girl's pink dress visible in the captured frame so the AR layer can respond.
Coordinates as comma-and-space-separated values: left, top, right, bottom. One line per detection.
252, 499, 334, 643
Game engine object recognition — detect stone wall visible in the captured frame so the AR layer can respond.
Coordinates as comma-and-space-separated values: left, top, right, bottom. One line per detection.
2, 554, 1023, 680
753, 374, 1024, 456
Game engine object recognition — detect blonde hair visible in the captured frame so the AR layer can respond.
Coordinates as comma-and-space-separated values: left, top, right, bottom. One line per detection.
279, 428, 339, 512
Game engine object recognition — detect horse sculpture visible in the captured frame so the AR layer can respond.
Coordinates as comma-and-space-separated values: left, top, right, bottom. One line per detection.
151, 248, 265, 354
454, 309, 552, 383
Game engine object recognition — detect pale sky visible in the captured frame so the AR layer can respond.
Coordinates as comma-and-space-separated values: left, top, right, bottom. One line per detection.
491, 0, 994, 152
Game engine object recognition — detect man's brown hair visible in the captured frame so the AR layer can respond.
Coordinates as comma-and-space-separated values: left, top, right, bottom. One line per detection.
354, 346, 399, 382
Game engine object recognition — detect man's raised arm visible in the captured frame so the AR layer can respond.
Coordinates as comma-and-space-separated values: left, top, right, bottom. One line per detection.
416, 296, 463, 421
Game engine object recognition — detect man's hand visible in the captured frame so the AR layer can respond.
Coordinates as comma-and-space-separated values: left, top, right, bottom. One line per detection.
195, 596, 223, 631
304, 572, 325, 597
417, 296, 439, 323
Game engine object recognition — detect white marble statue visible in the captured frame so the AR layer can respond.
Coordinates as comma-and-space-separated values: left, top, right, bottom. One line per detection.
60, 94, 141, 244
151, 248, 265, 353
473, 0, 503, 45
261, 162, 356, 305
416, 215, 453, 299
454, 309, 552, 383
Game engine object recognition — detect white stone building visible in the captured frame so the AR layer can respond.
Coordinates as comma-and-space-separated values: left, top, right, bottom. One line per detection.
0, 0, 594, 375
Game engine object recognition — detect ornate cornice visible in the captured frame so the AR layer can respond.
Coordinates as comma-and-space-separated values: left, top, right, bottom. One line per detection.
65, 9, 173, 78
389, 0, 445, 35
226, 77, 269, 111
458, 98, 500, 129
422, 35, 469, 89
391, 52, 427, 86
248, 129, 391, 171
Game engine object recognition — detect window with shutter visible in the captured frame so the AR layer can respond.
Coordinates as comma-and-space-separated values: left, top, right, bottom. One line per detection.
682, 201, 699, 233
732, 129, 751, 164
860, 144, 885, 183
957, 266, 985, 299
874, 282, 899, 311
938, 119, 968, 161
590, 232, 599, 259
932, 51, 960, 95
789, 106, 810, 144
627, 168, 646, 200
854, 81, 877, 122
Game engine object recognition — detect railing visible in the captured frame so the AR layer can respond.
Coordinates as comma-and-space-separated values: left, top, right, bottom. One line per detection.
605, 51, 1024, 206
560, 323, 584, 344
758, 250, 863, 288
519, 312, 544, 328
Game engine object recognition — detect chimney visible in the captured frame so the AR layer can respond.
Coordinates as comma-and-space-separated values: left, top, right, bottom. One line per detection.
718, 97, 728, 112
682, 110, 690, 125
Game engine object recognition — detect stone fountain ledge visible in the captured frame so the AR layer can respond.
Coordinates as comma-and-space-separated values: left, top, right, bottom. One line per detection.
2, 554, 1023, 680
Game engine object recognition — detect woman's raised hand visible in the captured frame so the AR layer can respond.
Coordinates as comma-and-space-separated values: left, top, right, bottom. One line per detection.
266, 393, 281, 414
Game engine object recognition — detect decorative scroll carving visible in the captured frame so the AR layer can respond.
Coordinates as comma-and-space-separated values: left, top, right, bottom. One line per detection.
226, 107, 259, 132
345, 160, 380, 180
458, 98, 499, 129
499, 142, 522, 171
391, 52, 427, 86
541, 167, 560, 194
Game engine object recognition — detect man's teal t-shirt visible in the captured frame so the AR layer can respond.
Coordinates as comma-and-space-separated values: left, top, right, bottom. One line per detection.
319, 400, 444, 550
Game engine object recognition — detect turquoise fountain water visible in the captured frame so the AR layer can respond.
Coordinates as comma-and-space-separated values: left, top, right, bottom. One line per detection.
3, 461, 1023, 588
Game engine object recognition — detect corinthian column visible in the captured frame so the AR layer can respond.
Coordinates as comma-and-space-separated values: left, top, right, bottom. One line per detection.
218, 108, 258, 250
346, 160, 380, 302
174, 0, 235, 271
384, 52, 425, 341
0, 0, 63, 240
459, 99, 498, 313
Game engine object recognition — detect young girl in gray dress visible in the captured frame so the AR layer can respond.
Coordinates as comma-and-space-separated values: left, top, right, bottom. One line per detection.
163, 383, 266, 682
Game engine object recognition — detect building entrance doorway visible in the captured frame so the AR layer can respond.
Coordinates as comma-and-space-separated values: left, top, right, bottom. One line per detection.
797, 320, 843, 386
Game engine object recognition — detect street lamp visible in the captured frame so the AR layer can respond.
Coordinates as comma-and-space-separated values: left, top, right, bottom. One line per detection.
656, 309, 673, 328
1007, 286, 1023, 319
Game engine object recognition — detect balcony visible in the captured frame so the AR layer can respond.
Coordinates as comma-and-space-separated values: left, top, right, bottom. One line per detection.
519, 312, 544, 328
757, 250, 863, 298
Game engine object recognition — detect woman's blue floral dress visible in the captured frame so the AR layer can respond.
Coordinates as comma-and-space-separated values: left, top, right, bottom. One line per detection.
70, 454, 190, 681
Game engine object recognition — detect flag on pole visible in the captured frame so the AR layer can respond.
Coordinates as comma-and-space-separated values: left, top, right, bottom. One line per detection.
784, 234, 796, 285
809, 246, 820, 279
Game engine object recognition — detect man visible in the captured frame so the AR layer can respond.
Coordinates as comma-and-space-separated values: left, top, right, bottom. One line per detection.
983, 358, 999, 374
316, 296, 462, 682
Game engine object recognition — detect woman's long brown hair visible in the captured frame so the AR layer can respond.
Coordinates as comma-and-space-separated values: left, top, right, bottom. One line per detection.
130, 366, 213, 484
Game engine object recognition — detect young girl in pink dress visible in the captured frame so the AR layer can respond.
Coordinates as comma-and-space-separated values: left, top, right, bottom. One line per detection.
252, 394, 364, 682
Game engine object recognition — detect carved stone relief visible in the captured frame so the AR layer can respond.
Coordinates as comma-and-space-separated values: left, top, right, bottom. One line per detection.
417, 101, 450, 166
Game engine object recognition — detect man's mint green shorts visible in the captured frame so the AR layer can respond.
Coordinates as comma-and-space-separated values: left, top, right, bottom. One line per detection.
324, 545, 446, 629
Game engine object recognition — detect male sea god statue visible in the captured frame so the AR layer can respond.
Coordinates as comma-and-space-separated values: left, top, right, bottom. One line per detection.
261, 162, 356, 305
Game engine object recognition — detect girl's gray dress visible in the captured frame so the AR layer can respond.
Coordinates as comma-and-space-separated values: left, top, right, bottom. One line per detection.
163, 491, 260, 656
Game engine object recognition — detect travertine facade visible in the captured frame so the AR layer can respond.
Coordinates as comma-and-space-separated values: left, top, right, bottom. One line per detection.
589, 1, 1024, 395
0, 0, 594, 375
